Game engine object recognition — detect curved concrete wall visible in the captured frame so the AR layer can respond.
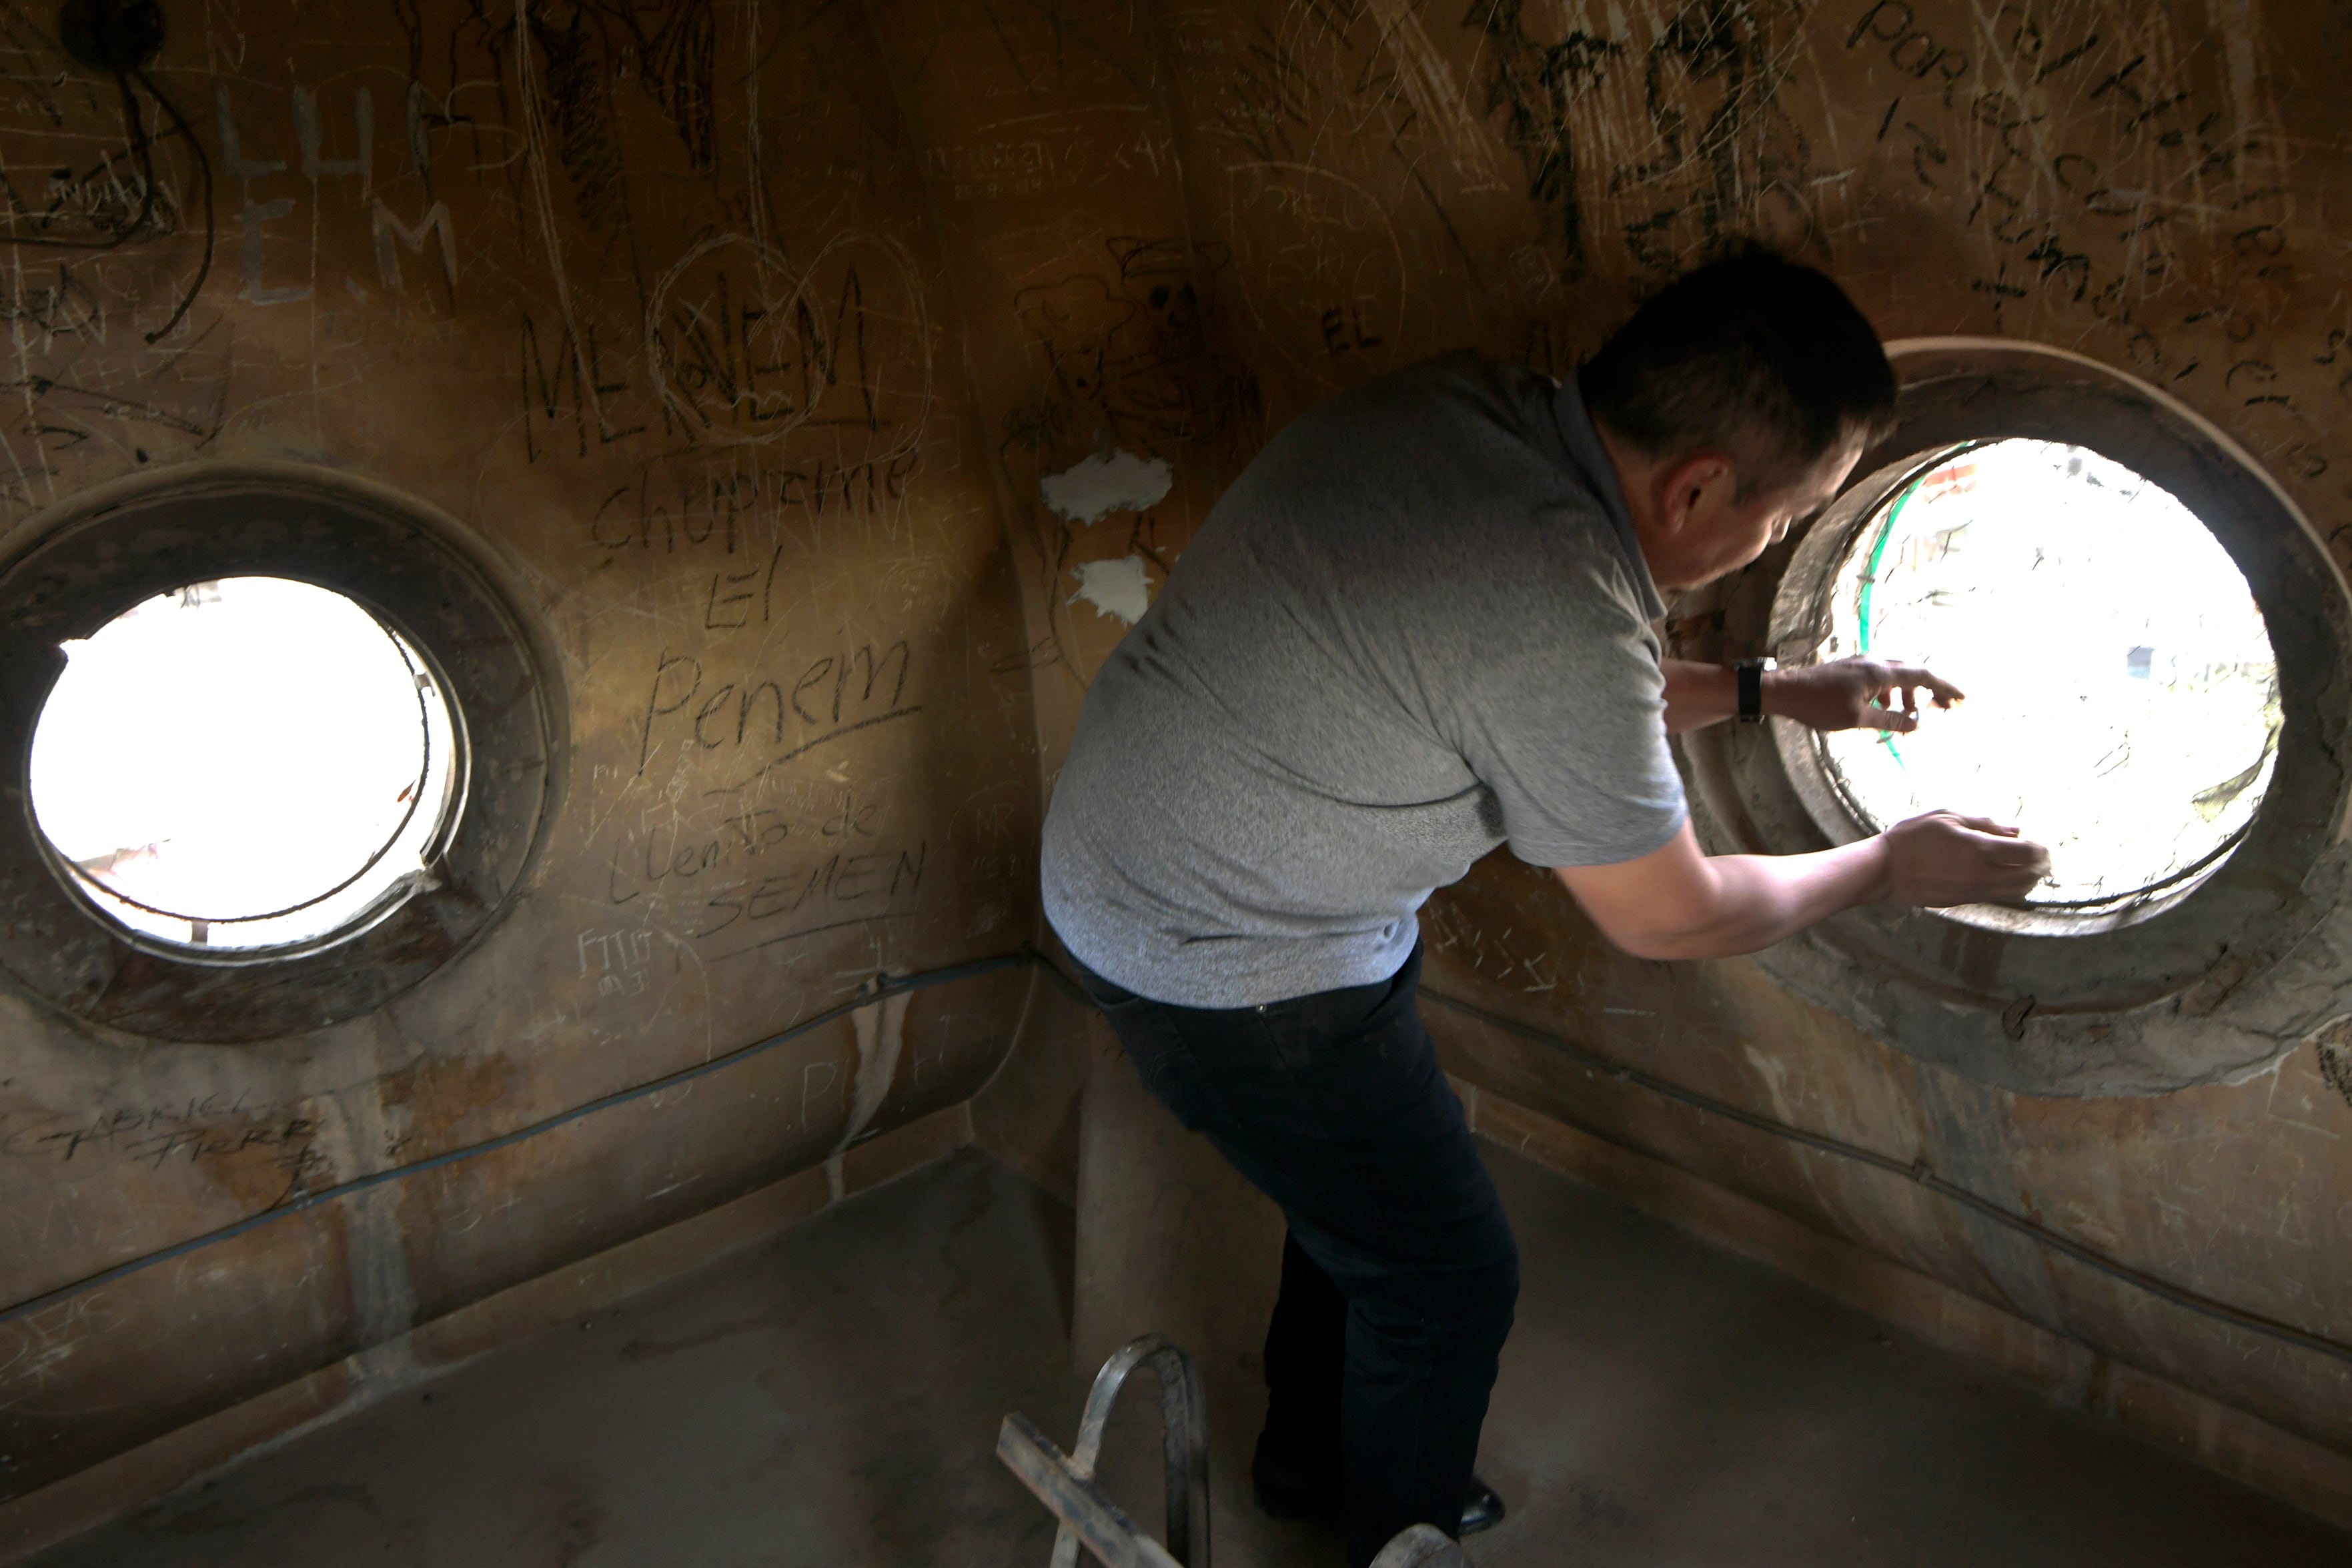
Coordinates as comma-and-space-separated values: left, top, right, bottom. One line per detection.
944, 0, 2352, 1507
2, 0, 2349, 1524
0, 0, 1040, 1502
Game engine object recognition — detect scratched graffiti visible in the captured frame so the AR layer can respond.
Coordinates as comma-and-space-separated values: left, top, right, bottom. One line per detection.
1182, 0, 1507, 391
518, 230, 936, 470
0, 0, 1045, 1506
644, 231, 932, 450
2314, 1020, 2352, 1112
1176, 0, 2345, 553
561, 611, 975, 980
0, 0, 945, 494
0, 0, 2346, 1515
0, 1094, 332, 1207
994, 235, 1261, 676
1828, 3, 2351, 542
1465, 0, 1823, 283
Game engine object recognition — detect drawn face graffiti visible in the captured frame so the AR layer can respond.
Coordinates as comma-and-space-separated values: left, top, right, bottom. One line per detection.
1015, 273, 1137, 406
1471, 0, 1817, 279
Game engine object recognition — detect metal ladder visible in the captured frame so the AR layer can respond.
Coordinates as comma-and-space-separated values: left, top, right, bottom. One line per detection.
997, 1334, 1469, 1568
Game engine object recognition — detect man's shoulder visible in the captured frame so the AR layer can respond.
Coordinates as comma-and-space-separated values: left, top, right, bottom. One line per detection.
1177, 349, 1638, 635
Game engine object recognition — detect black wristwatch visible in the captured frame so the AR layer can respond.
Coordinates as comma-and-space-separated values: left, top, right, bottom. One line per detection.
1734, 656, 1776, 724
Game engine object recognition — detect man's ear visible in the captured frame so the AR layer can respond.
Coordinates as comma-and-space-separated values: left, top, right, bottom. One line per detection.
1657, 454, 1736, 534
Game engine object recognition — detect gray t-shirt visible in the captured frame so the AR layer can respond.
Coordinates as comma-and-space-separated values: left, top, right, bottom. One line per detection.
1041, 352, 1688, 1006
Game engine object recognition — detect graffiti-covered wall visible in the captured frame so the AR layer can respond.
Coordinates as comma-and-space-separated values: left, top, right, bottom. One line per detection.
2, 0, 2349, 1521
0, 0, 1039, 1501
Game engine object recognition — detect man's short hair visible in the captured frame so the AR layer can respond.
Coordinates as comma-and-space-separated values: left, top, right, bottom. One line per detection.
1580, 245, 1898, 499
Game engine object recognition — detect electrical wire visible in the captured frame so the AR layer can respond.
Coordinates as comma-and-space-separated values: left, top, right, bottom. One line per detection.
1031, 952, 2351, 1367
131, 68, 213, 345
1411, 984, 2352, 1371
0, 950, 1029, 1331
1, 71, 161, 253
7, 950, 2347, 1382
0, 65, 213, 345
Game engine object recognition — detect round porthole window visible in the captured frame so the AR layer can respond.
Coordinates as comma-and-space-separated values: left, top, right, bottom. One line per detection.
29, 577, 463, 952
0, 466, 560, 1043
1672, 339, 2352, 1095
1802, 438, 2281, 933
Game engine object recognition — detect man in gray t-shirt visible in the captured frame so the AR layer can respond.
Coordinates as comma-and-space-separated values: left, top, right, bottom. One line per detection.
1041, 250, 2047, 1566
1045, 352, 1684, 1006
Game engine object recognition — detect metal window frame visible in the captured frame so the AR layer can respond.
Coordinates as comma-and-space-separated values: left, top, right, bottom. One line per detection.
0, 462, 564, 1043
1671, 339, 2352, 1094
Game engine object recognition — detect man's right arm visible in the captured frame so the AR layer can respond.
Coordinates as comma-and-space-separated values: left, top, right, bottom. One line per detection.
1553, 813, 2050, 960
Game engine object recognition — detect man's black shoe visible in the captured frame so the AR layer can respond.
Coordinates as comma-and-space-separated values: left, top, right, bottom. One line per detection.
1457, 1475, 1506, 1536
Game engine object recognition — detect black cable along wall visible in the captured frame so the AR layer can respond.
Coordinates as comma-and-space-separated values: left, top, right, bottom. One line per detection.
6, 949, 2346, 1382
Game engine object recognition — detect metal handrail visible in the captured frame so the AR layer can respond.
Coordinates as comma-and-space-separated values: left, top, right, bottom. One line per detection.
997, 1332, 1468, 1567
998, 1333, 1211, 1568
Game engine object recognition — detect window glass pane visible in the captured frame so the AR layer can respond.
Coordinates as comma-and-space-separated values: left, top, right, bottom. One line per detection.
1820, 440, 2279, 914
29, 576, 460, 950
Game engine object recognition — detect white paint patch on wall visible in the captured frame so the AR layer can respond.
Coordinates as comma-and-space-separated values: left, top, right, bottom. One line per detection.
1041, 448, 1173, 523
1069, 554, 1154, 626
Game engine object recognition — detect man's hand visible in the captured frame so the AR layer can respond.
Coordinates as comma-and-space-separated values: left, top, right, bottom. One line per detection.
1768, 657, 1962, 733
1556, 814, 2053, 962
1880, 811, 2050, 906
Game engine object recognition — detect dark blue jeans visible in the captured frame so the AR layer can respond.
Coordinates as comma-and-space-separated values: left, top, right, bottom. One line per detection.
1072, 943, 1519, 1567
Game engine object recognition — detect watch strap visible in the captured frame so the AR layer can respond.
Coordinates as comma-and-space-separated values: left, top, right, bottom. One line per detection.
1734, 657, 1775, 724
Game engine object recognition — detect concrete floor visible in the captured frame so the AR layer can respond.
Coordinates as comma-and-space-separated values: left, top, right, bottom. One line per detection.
27, 1146, 2351, 1567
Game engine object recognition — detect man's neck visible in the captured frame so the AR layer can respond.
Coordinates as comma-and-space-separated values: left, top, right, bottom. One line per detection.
1591, 418, 1673, 582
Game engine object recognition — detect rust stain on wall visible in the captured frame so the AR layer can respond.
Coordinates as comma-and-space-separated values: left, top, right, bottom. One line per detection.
376, 1054, 520, 1156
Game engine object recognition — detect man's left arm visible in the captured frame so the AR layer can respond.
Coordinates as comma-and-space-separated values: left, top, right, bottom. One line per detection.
1660, 657, 1964, 736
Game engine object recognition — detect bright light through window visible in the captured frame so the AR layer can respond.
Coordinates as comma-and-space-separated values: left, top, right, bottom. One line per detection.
29, 577, 460, 950
1819, 439, 2279, 918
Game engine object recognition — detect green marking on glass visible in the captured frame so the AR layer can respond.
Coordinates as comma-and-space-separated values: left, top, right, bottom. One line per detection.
1856, 473, 1923, 768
